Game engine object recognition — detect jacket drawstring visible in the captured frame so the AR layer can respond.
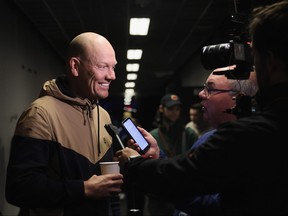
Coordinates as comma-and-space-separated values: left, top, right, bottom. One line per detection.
81, 106, 87, 125
96, 102, 101, 156
83, 101, 101, 157
82, 103, 100, 157
82, 105, 92, 124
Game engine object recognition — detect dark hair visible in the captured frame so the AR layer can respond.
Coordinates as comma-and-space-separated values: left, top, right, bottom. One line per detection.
190, 103, 202, 111
248, 1, 288, 62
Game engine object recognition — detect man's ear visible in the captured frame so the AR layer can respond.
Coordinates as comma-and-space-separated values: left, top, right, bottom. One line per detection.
69, 57, 80, 77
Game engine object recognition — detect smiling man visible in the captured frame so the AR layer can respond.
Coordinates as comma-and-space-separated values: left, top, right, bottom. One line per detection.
6, 32, 123, 216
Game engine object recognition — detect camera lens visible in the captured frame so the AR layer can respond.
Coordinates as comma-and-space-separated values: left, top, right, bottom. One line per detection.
201, 43, 234, 70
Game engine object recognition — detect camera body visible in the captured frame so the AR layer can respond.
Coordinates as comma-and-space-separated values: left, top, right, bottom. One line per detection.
201, 39, 253, 80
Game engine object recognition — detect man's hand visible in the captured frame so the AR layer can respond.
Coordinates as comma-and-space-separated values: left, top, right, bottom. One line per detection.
131, 127, 160, 159
84, 173, 123, 199
116, 127, 160, 161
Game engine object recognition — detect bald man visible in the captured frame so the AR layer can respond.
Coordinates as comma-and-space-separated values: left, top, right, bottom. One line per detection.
6, 32, 123, 216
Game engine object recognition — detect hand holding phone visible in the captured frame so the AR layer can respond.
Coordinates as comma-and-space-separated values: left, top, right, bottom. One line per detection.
121, 117, 150, 154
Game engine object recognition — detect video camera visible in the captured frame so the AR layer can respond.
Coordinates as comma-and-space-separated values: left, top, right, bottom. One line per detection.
200, 39, 256, 118
201, 39, 253, 80
199, 0, 275, 117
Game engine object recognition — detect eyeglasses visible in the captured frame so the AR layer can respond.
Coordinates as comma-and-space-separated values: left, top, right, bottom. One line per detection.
203, 83, 238, 96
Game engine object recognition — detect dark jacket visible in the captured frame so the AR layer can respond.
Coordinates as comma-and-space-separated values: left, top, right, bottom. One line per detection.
125, 83, 288, 216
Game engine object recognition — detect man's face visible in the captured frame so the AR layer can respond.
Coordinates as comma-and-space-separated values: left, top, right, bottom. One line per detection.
189, 108, 200, 123
161, 105, 182, 123
198, 73, 237, 128
76, 43, 117, 101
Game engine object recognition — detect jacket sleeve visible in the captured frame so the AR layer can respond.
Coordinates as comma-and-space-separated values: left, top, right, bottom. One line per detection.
5, 136, 85, 207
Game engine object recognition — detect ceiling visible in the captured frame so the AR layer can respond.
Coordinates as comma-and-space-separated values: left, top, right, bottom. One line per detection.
11, 0, 240, 99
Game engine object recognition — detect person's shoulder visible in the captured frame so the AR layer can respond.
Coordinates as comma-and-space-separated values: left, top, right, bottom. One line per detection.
185, 126, 198, 135
29, 95, 58, 112
200, 129, 217, 139
149, 127, 158, 134
97, 105, 112, 123
98, 105, 110, 115
185, 121, 197, 129
216, 115, 268, 137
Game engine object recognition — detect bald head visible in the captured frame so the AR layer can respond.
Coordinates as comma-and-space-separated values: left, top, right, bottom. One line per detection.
67, 32, 115, 62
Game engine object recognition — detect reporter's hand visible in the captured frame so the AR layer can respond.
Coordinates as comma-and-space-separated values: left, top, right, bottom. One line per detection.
116, 147, 140, 164
84, 173, 123, 199
127, 127, 160, 159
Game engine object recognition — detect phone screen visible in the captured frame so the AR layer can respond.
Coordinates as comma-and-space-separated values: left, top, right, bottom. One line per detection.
121, 118, 150, 154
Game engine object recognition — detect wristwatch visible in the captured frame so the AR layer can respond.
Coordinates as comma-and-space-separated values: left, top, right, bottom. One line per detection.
127, 155, 141, 162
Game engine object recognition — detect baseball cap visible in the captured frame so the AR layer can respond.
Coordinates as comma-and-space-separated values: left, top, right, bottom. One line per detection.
160, 94, 182, 107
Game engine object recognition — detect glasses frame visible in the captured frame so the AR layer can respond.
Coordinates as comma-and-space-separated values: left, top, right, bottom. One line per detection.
203, 83, 239, 96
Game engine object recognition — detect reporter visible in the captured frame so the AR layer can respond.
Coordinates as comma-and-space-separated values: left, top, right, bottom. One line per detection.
116, 1, 288, 215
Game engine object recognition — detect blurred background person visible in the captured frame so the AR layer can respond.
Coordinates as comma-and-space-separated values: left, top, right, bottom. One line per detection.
148, 93, 198, 216
151, 93, 198, 158
185, 102, 212, 137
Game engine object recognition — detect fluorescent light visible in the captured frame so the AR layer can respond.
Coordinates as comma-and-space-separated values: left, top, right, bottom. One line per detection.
125, 88, 135, 96
129, 18, 150, 36
127, 73, 138, 80
127, 49, 143, 60
125, 82, 135, 88
126, 63, 139, 72
124, 89, 134, 105
124, 97, 132, 105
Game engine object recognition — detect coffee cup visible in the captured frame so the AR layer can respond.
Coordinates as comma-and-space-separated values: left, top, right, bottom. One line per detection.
99, 161, 120, 174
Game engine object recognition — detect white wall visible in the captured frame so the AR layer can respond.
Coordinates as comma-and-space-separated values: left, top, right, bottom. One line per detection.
0, 2, 64, 215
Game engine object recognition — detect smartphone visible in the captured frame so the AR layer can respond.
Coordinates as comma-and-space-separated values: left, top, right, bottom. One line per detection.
121, 117, 150, 154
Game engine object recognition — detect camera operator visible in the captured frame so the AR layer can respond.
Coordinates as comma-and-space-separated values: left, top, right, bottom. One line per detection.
116, 1, 288, 215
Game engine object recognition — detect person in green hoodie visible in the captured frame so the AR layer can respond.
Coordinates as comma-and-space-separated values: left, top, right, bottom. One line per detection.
147, 93, 198, 216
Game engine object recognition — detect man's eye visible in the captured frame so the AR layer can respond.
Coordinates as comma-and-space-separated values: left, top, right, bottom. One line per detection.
96, 65, 115, 71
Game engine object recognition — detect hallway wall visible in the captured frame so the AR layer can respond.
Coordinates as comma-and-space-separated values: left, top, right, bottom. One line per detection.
0, 2, 64, 215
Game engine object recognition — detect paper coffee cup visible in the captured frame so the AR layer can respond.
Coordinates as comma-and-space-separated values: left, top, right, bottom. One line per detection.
99, 161, 120, 174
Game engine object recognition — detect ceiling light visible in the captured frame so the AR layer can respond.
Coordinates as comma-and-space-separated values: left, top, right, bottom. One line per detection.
125, 82, 135, 88
129, 18, 150, 36
124, 97, 132, 105
126, 63, 139, 72
125, 88, 135, 96
127, 73, 138, 80
127, 49, 143, 60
